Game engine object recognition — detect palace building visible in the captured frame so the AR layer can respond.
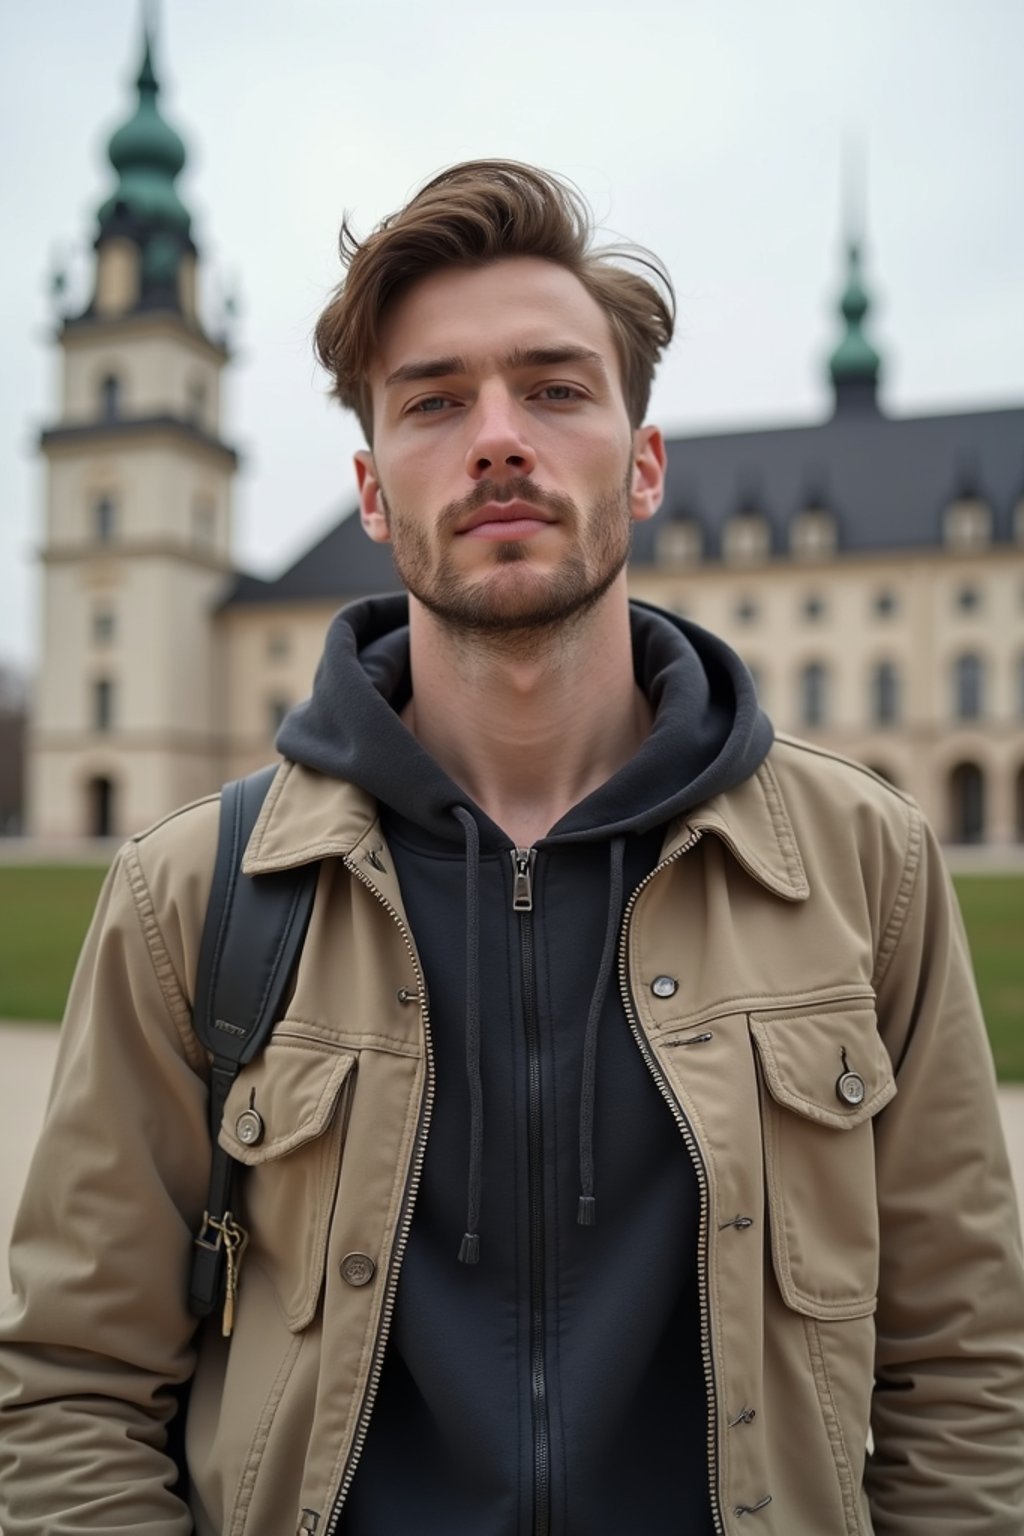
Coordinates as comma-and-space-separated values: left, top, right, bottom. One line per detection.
28, 22, 1024, 844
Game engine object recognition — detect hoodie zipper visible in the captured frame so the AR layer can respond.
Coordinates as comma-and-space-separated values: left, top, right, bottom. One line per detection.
320, 858, 435, 1536
617, 827, 725, 1536
511, 845, 552, 1536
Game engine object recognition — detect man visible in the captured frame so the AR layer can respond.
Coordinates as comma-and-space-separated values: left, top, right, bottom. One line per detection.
1, 160, 1022, 1535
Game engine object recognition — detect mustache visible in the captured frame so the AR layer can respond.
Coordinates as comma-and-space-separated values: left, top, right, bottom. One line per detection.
437, 477, 578, 534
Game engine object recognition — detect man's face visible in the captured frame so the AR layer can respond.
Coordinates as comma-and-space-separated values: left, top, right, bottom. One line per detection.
355, 257, 665, 636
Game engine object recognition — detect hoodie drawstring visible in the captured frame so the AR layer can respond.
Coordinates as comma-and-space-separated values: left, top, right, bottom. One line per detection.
450, 814, 626, 1260
453, 807, 483, 1264
577, 836, 625, 1226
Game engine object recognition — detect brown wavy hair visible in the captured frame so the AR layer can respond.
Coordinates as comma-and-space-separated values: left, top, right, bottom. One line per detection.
313, 159, 675, 442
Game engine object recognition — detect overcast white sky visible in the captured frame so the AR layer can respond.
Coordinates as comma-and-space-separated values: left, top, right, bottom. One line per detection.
2, 0, 1022, 671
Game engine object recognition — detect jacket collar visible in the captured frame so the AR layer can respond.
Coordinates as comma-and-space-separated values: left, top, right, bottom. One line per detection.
662, 755, 810, 902
245, 753, 810, 904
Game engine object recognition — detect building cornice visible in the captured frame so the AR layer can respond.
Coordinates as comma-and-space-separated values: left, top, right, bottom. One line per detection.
40, 540, 235, 574
39, 415, 239, 468
30, 728, 228, 756
58, 310, 229, 365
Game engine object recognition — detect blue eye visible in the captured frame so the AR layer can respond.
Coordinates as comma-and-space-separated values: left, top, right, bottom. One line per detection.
537, 384, 580, 401
413, 396, 450, 413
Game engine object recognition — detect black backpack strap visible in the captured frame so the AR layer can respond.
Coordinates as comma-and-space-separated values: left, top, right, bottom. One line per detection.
188, 764, 320, 1327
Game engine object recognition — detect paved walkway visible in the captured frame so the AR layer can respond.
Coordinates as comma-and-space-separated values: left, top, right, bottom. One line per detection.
2, 1022, 1022, 1307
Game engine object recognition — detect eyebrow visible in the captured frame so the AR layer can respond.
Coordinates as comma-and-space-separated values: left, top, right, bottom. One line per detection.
383, 344, 608, 390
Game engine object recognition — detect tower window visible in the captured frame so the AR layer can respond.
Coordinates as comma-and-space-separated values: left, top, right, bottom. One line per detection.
100, 373, 121, 421
192, 498, 216, 550
94, 496, 116, 544
735, 597, 759, 626
802, 593, 827, 622
874, 589, 898, 619
268, 697, 290, 735
93, 677, 114, 733
267, 630, 290, 662
187, 378, 208, 427
956, 584, 982, 614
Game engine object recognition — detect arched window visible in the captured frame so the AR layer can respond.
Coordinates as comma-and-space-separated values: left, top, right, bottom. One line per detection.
800, 662, 828, 729
871, 661, 900, 726
100, 373, 121, 421
94, 495, 116, 544
949, 762, 985, 844
953, 653, 984, 721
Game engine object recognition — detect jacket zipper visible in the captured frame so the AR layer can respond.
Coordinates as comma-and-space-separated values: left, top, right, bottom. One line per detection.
512, 845, 551, 1536
320, 858, 435, 1536
617, 827, 726, 1536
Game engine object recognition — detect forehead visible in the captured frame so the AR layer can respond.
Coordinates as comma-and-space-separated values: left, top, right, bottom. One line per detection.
372, 256, 620, 381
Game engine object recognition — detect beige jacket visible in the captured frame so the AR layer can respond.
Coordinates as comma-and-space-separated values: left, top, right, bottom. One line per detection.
1, 735, 1023, 1535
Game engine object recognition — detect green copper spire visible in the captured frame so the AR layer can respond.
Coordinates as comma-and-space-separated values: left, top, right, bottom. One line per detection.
828, 240, 881, 385
97, 6, 191, 239
828, 140, 882, 413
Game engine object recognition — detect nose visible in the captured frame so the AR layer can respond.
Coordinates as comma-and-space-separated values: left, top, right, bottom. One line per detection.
464, 389, 536, 482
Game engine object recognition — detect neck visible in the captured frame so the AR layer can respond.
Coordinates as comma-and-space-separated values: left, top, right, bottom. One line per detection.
403, 577, 651, 846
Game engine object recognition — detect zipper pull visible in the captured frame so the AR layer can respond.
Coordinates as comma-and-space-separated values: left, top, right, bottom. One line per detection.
215, 1211, 249, 1338
510, 847, 536, 912
297, 1512, 320, 1534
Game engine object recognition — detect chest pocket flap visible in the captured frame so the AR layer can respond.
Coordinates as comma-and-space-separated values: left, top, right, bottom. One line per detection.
750, 1002, 896, 1319
218, 1035, 357, 1329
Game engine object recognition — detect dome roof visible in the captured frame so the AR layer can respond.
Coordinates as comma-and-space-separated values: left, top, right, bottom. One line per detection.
97, 21, 191, 238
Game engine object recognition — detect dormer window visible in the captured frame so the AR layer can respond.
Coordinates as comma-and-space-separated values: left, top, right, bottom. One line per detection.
100, 373, 121, 422
944, 497, 991, 551
790, 508, 837, 560
723, 512, 770, 565
656, 517, 702, 566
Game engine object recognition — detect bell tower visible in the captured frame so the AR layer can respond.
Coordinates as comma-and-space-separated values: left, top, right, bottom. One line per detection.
29, 11, 238, 837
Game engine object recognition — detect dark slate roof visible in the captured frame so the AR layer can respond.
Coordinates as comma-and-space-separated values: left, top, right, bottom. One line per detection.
224, 401, 1024, 605
221, 506, 399, 606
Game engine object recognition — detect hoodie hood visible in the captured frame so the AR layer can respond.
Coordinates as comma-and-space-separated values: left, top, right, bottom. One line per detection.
276, 592, 773, 844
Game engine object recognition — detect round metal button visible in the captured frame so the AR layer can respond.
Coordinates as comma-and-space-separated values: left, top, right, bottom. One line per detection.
340, 1252, 376, 1288
836, 1071, 866, 1107
652, 975, 678, 999
235, 1108, 265, 1146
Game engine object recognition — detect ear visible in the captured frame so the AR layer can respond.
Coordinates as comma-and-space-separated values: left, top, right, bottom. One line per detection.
629, 426, 666, 524
354, 450, 390, 543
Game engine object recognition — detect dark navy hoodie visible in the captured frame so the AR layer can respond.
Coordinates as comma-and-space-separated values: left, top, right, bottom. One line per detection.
277, 594, 773, 1536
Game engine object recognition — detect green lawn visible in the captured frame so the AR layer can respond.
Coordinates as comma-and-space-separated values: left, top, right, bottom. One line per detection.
0, 865, 1021, 1079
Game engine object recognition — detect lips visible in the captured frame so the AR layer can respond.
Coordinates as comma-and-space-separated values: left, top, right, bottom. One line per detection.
456, 500, 555, 536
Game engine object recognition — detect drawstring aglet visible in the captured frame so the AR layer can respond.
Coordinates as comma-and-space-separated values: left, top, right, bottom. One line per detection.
577, 1195, 596, 1227
458, 1232, 480, 1265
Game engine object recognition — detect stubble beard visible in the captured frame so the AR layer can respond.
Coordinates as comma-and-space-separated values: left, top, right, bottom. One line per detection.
381, 469, 634, 648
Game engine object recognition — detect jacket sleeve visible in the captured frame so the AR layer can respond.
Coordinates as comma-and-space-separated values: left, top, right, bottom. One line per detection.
0, 837, 212, 1534
867, 806, 1024, 1533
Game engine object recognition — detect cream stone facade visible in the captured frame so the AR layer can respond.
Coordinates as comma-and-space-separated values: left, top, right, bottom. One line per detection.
26, 21, 1024, 845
